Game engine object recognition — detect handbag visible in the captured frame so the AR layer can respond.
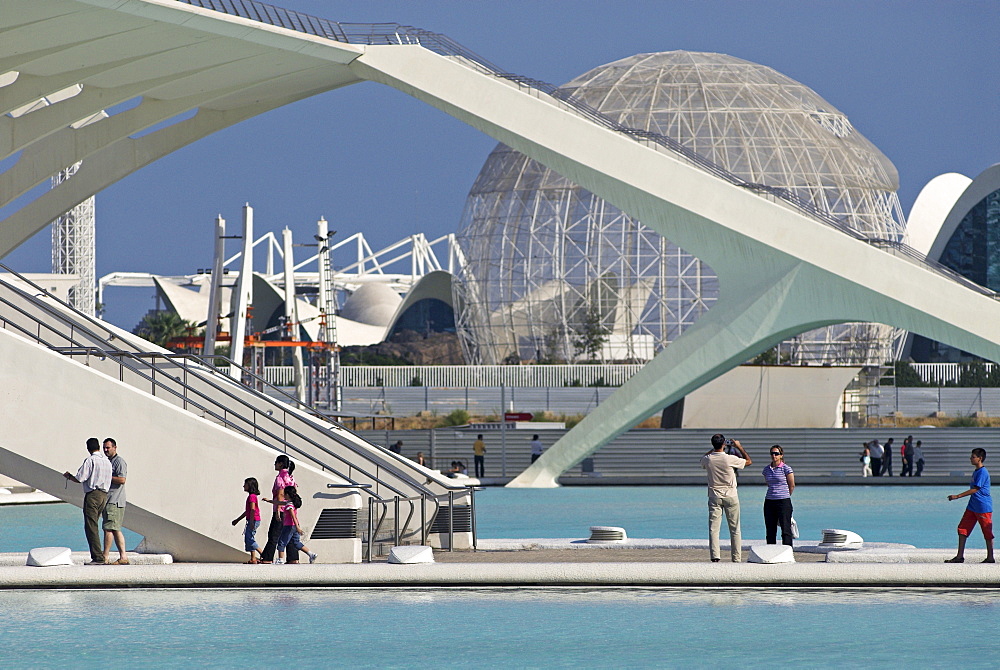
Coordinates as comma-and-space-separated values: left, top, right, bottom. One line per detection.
790, 516, 800, 539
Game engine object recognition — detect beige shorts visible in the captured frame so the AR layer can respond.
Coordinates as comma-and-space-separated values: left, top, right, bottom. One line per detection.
102, 503, 125, 532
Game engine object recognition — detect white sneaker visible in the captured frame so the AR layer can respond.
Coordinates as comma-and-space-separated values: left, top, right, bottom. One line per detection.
274, 558, 285, 565
308, 553, 318, 564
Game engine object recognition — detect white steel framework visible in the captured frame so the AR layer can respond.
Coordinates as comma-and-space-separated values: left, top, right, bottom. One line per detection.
97, 229, 463, 307
51, 162, 96, 316
455, 52, 906, 365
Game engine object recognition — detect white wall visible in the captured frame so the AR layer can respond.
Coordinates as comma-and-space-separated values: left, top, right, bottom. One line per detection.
682, 366, 860, 429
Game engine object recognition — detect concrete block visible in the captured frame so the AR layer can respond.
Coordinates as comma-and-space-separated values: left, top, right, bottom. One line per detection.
388, 545, 435, 564
26, 547, 73, 567
748, 545, 795, 564
588, 526, 627, 543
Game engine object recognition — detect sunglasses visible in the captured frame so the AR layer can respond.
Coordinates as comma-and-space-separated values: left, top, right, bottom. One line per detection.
770, 452, 781, 456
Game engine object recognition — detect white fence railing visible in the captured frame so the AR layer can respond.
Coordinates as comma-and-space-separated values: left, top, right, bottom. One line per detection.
262, 362, 994, 389
263, 364, 644, 388
909, 363, 995, 386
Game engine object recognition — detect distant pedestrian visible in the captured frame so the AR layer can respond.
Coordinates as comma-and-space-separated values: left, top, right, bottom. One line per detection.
945, 448, 994, 563
914, 440, 925, 476
530, 435, 544, 464
701, 434, 751, 562
901, 435, 914, 477
414, 452, 427, 467
62, 438, 112, 565
881, 438, 894, 477
389, 440, 403, 455
860, 442, 872, 477
276, 485, 317, 565
101, 438, 129, 565
473, 434, 487, 478
761, 445, 795, 546
232, 477, 263, 563
868, 439, 884, 477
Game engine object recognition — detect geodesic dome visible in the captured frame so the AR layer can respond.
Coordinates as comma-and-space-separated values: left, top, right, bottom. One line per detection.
453, 51, 906, 365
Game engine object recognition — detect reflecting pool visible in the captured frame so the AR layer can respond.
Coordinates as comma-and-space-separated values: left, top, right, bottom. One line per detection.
1, 587, 996, 668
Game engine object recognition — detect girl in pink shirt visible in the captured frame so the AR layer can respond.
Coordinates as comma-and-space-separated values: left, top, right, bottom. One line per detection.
259, 455, 298, 563
275, 485, 317, 565
231, 477, 262, 563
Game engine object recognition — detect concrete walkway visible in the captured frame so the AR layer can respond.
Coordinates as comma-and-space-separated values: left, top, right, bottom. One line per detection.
0, 561, 997, 589
0, 541, 996, 589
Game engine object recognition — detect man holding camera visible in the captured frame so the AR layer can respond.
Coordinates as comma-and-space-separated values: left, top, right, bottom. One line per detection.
701, 434, 752, 562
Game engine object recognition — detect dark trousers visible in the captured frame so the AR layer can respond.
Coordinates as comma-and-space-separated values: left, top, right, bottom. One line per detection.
83, 489, 108, 561
260, 511, 299, 562
871, 457, 883, 476
916, 459, 924, 476
474, 455, 485, 478
763, 497, 794, 546
531, 454, 541, 464
882, 456, 893, 476
901, 458, 913, 477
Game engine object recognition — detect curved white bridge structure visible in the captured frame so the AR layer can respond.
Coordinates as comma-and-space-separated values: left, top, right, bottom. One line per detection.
3, 0, 1000, 500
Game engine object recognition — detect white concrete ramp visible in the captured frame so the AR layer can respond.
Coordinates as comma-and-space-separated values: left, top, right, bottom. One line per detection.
0, 277, 474, 562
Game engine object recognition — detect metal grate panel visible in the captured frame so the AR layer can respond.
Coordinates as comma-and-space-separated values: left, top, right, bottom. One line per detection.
311, 508, 358, 539
429, 505, 472, 534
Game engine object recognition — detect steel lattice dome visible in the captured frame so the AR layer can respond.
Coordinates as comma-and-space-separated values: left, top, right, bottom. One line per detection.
453, 51, 906, 365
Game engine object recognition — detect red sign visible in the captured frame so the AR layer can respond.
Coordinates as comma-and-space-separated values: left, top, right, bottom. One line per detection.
504, 412, 534, 422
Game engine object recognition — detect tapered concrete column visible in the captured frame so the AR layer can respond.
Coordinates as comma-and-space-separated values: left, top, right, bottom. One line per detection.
203, 215, 225, 356
229, 204, 253, 380
282, 227, 306, 402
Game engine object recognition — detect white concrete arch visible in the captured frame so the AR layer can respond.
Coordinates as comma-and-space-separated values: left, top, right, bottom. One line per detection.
3, 0, 1000, 493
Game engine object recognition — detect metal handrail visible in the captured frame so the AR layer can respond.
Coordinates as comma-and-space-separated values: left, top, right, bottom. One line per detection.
1, 263, 465, 494
175, 0, 1000, 301
0, 273, 425, 500
364, 487, 477, 562
0, 265, 468, 497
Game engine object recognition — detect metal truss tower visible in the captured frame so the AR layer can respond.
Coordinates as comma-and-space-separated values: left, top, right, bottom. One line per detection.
51, 162, 96, 316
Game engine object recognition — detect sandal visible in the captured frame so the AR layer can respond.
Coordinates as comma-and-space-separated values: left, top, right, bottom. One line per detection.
114, 558, 130, 565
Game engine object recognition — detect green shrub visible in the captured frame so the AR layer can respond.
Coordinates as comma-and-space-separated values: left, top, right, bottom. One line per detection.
439, 409, 470, 427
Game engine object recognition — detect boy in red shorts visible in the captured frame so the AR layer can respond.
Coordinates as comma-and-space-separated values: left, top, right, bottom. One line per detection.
946, 448, 994, 563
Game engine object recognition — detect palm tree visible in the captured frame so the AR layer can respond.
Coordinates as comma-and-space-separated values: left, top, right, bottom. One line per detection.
134, 311, 200, 348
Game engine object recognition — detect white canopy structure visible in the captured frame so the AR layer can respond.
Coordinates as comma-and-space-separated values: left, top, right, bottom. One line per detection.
2, 0, 1000, 493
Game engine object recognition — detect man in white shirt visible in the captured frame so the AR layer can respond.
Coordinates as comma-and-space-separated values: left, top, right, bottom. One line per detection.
700, 434, 751, 562
529, 435, 545, 463
867, 439, 885, 477
63, 437, 113, 564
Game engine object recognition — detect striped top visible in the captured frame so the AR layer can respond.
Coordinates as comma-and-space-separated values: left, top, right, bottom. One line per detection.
762, 462, 794, 500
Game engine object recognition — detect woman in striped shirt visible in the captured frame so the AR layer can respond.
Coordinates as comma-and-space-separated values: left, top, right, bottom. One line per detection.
762, 445, 795, 546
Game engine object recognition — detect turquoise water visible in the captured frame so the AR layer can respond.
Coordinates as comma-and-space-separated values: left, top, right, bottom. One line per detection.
0, 485, 984, 552
0, 587, 997, 667
1, 487, 994, 667
472, 485, 976, 549
0, 503, 143, 553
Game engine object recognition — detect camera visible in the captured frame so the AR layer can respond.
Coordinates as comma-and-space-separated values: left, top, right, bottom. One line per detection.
724, 439, 733, 447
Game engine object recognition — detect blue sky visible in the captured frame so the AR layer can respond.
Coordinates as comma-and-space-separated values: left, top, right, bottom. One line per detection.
4, 0, 998, 329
